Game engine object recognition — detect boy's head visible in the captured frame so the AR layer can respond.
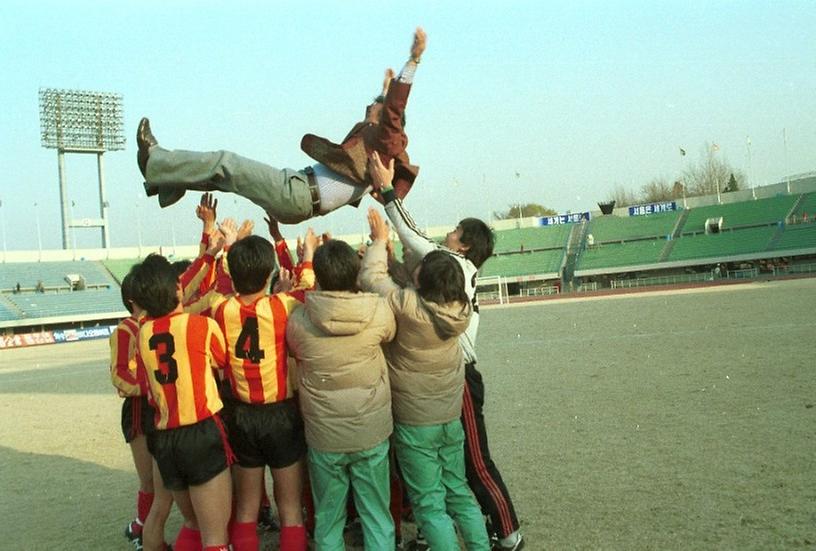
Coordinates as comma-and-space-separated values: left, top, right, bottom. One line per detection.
120, 272, 135, 314
227, 235, 277, 295
170, 259, 192, 278
130, 254, 180, 318
417, 250, 468, 305
443, 218, 495, 268
313, 239, 359, 292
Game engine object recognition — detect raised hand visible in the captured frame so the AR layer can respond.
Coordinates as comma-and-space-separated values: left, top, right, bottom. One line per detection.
196, 192, 218, 233
273, 268, 294, 294
219, 218, 239, 248
302, 228, 318, 262
368, 151, 395, 191
410, 27, 426, 62
237, 219, 255, 241
367, 208, 390, 242
264, 215, 284, 242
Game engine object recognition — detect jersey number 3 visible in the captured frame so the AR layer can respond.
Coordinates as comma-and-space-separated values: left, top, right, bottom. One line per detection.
149, 333, 179, 384
236, 317, 265, 364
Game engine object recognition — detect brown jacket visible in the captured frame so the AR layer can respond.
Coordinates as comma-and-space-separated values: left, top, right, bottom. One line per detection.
300, 79, 419, 199
358, 241, 472, 426
286, 290, 396, 453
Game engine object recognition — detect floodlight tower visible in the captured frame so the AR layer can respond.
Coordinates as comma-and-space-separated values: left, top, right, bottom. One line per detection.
38, 88, 125, 249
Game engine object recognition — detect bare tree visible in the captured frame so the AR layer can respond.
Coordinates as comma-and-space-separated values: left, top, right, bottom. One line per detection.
606, 184, 639, 207
683, 143, 745, 196
493, 203, 558, 220
640, 178, 674, 203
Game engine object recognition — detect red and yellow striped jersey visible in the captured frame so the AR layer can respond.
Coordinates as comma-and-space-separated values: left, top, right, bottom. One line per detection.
136, 312, 227, 430
212, 292, 304, 404
110, 316, 143, 397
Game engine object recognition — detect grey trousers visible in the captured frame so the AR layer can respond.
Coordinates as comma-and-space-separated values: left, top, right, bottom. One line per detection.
145, 147, 314, 224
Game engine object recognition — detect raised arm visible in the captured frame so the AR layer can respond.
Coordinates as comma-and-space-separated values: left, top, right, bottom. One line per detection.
359, 208, 400, 297
368, 151, 437, 258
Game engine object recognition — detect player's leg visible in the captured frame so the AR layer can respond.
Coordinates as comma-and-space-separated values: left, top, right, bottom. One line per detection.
347, 440, 395, 551
141, 459, 175, 551
393, 423, 458, 551
230, 465, 263, 551
123, 397, 155, 541
461, 362, 522, 547
308, 447, 352, 551
269, 459, 307, 551
186, 468, 232, 550
438, 419, 490, 551
170, 489, 204, 551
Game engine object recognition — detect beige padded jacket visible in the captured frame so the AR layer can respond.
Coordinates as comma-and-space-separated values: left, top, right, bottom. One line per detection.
359, 241, 472, 426
286, 290, 396, 453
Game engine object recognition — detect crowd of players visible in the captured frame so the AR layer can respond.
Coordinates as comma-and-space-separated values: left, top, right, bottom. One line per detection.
111, 185, 524, 551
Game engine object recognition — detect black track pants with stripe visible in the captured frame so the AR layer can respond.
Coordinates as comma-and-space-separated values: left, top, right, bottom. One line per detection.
461, 361, 520, 538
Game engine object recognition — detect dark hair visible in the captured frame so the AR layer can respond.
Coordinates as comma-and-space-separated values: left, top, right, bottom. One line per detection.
313, 239, 360, 292
417, 250, 468, 305
120, 272, 135, 314
458, 218, 495, 268
171, 259, 192, 278
227, 235, 277, 295
129, 254, 179, 318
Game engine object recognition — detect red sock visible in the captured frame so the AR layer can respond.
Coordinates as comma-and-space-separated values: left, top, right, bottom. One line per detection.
229, 521, 259, 551
203, 547, 230, 551
137, 491, 155, 524
174, 525, 202, 551
279, 525, 307, 551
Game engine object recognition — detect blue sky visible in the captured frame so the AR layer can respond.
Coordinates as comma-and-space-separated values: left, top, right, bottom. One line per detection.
1, 0, 814, 251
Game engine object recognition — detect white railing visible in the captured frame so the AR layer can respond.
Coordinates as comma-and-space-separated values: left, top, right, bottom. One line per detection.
611, 271, 715, 289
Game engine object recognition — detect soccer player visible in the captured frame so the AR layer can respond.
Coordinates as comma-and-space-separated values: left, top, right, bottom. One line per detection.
110, 273, 154, 545
211, 230, 317, 551
369, 152, 524, 550
130, 254, 233, 551
359, 208, 490, 550
286, 239, 397, 550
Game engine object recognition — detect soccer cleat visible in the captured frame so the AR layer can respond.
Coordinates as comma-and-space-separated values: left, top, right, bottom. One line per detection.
132, 535, 143, 551
492, 533, 525, 551
257, 505, 279, 532
125, 519, 143, 541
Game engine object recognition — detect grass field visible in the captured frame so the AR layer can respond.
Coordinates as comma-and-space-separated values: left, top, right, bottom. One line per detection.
1, 278, 814, 550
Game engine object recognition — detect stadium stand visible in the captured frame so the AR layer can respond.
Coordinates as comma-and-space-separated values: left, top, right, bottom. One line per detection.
771, 224, 816, 251
0, 296, 22, 322
586, 211, 679, 242
0, 260, 119, 291
669, 226, 776, 261
4, 288, 126, 319
101, 259, 139, 283
492, 225, 571, 253
576, 239, 664, 270
682, 195, 796, 231
790, 192, 816, 219
480, 249, 565, 278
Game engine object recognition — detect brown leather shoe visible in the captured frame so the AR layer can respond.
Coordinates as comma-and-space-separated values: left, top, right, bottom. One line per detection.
136, 117, 158, 177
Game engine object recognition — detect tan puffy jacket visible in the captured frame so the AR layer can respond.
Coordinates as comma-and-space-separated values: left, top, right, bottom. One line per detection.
286, 290, 396, 453
359, 241, 472, 426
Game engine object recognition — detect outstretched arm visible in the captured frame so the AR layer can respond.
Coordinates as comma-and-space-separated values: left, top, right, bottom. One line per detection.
368, 151, 437, 258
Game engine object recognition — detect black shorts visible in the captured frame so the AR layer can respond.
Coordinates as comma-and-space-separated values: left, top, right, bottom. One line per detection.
225, 398, 305, 470
121, 396, 155, 443
147, 415, 232, 491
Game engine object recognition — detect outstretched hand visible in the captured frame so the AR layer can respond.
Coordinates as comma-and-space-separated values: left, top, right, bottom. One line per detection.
302, 228, 318, 262
411, 27, 426, 62
237, 219, 255, 241
273, 268, 294, 294
367, 208, 390, 242
219, 218, 239, 248
196, 193, 218, 231
368, 151, 395, 191
264, 215, 284, 242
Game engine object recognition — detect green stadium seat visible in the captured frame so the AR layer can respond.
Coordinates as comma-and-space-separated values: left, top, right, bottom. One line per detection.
669, 226, 776, 261
683, 195, 796, 231
587, 211, 679, 242
576, 239, 664, 270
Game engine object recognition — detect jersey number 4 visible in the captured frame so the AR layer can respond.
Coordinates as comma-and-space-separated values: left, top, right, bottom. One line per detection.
149, 333, 178, 384
236, 317, 265, 364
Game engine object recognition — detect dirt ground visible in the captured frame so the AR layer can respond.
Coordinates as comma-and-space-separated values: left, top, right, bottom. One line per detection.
1, 278, 814, 550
